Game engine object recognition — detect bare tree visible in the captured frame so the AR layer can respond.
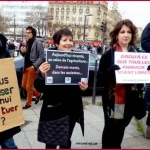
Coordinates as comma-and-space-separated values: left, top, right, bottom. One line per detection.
25, 5, 48, 37
0, 11, 9, 33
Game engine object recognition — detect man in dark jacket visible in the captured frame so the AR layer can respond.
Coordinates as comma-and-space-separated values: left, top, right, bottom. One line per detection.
20, 26, 44, 109
141, 22, 150, 126
0, 33, 21, 148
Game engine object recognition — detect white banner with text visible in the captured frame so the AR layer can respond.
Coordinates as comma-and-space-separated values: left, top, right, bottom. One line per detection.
115, 52, 150, 83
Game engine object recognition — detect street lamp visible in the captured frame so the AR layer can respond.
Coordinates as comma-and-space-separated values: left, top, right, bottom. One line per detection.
83, 14, 93, 42
14, 14, 16, 40
21, 19, 25, 41
22, 25, 24, 41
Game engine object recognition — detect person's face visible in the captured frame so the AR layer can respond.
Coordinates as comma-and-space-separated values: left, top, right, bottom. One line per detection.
26, 29, 33, 40
117, 25, 132, 46
56, 35, 73, 51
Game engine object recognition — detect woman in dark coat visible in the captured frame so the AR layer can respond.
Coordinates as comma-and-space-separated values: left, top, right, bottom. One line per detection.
141, 22, 150, 126
0, 34, 21, 148
97, 19, 145, 148
34, 28, 88, 148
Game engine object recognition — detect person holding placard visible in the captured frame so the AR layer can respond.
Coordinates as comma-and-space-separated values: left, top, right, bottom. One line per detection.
97, 19, 145, 148
34, 28, 88, 148
0, 34, 21, 148
141, 22, 150, 126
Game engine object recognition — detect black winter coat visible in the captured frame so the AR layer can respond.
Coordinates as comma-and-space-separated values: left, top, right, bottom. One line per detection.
34, 77, 84, 145
0, 49, 21, 143
141, 22, 150, 52
97, 47, 145, 126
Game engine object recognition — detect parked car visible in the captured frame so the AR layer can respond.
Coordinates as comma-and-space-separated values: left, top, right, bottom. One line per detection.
13, 55, 25, 98
84, 53, 104, 96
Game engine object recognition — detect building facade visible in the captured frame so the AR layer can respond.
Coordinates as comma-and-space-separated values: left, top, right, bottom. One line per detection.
47, 1, 108, 45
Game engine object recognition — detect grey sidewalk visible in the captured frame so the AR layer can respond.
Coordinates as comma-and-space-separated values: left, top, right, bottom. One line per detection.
14, 96, 150, 149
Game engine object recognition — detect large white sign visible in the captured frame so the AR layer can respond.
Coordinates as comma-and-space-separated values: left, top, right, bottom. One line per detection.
115, 52, 150, 83
0, 58, 25, 132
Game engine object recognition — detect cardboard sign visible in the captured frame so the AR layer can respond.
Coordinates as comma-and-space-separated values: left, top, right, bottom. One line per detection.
115, 52, 150, 83
0, 58, 25, 132
45, 50, 90, 85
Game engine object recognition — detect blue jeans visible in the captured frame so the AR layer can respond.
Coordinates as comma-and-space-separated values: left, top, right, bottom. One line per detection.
0, 137, 18, 149
144, 83, 150, 110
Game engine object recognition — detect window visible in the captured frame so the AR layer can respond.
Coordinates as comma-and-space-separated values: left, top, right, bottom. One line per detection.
66, 14, 69, 20
72, 16, 76, 21
77, 28, 82, 34
72, 21, 75, 26
61, 12, 64, 19
72, 6, 76, 11
66, 21, 69, 26
50, 7, 54, 11
97, 7, 101, 15
86, 6, 90, 14
66, 5, 70, 11
61, 6, 64, 11
79, 16, 82, 22
56, 7, 59, 11
79, 6, 83, 13
56, 12, 59, 17
72, 28, 75, 35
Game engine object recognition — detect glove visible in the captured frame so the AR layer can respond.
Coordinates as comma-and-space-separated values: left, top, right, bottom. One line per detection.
147, 65, 150, 70
109, 64, 121, 71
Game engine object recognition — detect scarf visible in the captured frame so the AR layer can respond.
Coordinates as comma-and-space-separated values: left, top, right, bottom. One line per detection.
26, 38, 35, 53
114, 43, 126, 119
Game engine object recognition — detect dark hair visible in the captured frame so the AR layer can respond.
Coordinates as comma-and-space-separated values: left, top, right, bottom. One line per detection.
52, 28, 73, 46
26, 26, 37, 37
109, 19, 137, 48
0, 33, 7, 51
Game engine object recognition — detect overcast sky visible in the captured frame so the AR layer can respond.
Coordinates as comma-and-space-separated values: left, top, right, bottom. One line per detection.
117, 1, 150, 29
1, 1, 149, 29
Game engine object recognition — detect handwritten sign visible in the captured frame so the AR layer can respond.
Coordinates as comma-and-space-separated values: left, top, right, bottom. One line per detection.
115, 52, 150, 83
45, 50, 90, 85
0, 58, 25, 132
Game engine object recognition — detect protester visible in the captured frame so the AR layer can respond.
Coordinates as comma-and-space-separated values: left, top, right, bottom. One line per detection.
8, 39, 15, 57
97, 19, 145, 148
141, 22, 150, 126
0, 33, 21, 148
20, 26, 44, 109
34, 28, 88, 148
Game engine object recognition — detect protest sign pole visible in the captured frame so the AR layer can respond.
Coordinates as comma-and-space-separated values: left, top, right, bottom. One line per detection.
92, 58, 97, 104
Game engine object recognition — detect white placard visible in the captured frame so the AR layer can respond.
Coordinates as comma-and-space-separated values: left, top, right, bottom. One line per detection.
115, 52, 150, 83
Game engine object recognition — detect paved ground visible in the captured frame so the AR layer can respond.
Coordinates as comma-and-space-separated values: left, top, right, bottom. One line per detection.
13, 96, 150, 149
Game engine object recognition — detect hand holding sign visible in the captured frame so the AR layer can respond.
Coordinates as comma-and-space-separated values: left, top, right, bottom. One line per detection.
78, 81, 88, 91
109, 64, 121, 71
39, 62, 51, 77
147, 65, 150, 70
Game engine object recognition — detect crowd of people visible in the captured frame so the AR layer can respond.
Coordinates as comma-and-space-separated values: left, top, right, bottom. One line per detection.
0, 18, 150, 149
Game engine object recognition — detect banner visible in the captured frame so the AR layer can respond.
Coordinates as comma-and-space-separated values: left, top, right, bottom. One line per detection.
45, 50, 90, 85
115, 52, 150, 83
0, 58, 25, 132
